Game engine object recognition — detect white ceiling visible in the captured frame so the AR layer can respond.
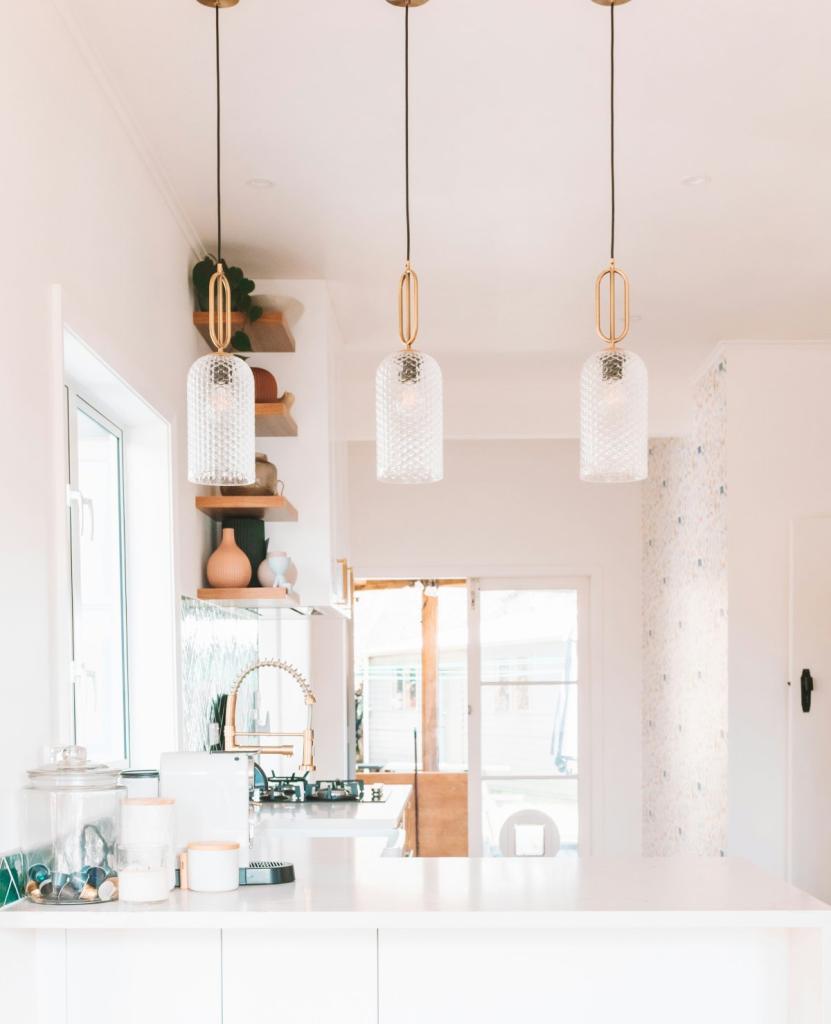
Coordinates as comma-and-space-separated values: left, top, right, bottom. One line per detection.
65, 0, 831, 436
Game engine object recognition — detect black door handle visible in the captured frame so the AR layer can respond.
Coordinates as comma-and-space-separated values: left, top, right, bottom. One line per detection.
801, 668, 814, 713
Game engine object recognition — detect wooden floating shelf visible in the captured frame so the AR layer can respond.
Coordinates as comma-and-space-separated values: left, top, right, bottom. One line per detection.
195, 495, 298, 522
193, 309, 295, 353
196, 587, 300, 608
256, 401, 297, 438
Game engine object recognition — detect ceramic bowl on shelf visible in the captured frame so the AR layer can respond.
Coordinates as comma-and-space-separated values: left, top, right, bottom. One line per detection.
251, 367, 279, 403
220, 452, 278, 497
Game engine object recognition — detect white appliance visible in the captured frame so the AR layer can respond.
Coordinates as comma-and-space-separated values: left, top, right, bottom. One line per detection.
160, 752, 252, 867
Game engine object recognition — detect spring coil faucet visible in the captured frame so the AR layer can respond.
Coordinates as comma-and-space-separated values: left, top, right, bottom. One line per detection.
224, 659, 316, 771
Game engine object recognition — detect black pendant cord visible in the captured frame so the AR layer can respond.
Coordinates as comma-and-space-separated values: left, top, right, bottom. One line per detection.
215, 4, 223, 264
610, 3, 615, 262
404, 2, 411, 263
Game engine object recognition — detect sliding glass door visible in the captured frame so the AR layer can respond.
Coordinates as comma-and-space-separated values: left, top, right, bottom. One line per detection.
468, 579, 590, 857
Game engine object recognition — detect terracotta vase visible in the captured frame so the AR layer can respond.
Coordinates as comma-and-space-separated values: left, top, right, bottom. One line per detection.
223, 517, 265, 587
220, 453, 278, 497
251, 367, 278, 403
206, 528, 251, 588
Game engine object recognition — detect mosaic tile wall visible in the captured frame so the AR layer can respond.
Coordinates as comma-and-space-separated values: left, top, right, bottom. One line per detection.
180, 597, 259, 752
642, 359, 728, 855
0, 851, 24, 907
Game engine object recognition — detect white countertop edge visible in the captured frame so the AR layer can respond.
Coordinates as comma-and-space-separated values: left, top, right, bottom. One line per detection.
2, 909, 830, 931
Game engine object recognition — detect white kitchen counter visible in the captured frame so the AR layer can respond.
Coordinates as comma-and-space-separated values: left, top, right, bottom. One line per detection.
0, 854, 826, 931
3, 853, 829, 1023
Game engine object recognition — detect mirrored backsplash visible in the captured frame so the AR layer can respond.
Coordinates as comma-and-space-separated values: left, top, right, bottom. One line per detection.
180, 597, 259, 752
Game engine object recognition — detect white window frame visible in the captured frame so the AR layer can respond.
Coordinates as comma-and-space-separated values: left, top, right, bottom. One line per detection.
65, 385, 130, 766
467, 576, 591, 857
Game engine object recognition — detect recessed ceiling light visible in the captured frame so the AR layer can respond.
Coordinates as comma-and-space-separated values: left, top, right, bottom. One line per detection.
681, 174, 711, 187
246, 177, 274, 189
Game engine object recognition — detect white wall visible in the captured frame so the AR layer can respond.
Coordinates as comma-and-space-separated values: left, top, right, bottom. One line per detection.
0, 0, 207, 852
725, 342, 831, 876
347, 439, 643, 856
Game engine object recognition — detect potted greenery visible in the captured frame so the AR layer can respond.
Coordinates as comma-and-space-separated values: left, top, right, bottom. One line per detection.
192, 256, 263, 353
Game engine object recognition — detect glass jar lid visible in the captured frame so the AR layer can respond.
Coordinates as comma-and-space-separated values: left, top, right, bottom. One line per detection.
27, 745, 123, 789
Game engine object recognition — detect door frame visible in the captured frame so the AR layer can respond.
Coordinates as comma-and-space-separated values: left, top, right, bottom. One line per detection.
65, 386, 131, 765
466, 576, 592, 857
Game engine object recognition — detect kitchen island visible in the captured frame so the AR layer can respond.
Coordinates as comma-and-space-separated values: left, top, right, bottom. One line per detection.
1, 850, 829, 1023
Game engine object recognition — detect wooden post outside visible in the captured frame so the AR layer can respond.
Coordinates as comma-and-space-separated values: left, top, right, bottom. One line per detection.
421, 590, 439, 772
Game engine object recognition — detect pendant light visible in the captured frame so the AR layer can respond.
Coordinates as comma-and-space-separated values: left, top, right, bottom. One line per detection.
376, 0, 444, 485
580, 0, 648, 484
187, 0, 255, 487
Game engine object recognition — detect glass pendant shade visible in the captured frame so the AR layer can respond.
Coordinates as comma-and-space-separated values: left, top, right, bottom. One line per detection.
580, 347, 648, 483
187, 353, 256, 486
376, 349, 443, 484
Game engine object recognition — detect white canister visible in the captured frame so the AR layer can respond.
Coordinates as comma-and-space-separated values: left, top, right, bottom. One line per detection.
117, 844, 170, 904
121, 798, 176, 890
182, 842, 240, 893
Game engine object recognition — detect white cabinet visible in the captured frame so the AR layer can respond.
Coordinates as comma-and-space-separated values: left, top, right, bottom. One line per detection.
222, 929, 377, 1023
42, 928, 374, 1024
65, 930, 222, 1024
249, 281, 351, 610
378, 929, 791, 1024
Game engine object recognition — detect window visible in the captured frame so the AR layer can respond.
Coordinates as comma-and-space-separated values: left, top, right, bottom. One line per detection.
470, 581, 588, 857
353, 576, 590, 858
66, 389, 129, 764
353, 581, 468, 771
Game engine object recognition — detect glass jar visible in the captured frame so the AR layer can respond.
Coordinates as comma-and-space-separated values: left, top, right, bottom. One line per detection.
21, 745, 124, 904
116, 844, 170, 904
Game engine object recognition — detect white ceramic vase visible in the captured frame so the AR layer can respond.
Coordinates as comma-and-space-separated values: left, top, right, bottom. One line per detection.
257, 551, 290, 588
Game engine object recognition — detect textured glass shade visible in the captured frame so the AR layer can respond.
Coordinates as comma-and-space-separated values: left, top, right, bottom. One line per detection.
580, 348, 648, 483
376, 349, 443, 484
187, 353, 255, 486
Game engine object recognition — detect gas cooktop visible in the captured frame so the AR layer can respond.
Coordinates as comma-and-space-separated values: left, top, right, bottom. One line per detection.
254, 772, 387, 804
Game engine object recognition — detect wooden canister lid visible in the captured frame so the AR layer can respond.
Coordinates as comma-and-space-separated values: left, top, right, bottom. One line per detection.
187, 841, 240, 852
122, 797, 175, 806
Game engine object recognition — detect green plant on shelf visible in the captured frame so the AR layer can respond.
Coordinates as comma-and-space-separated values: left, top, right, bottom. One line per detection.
209, 693, 228, 752
192, 255, 263, 354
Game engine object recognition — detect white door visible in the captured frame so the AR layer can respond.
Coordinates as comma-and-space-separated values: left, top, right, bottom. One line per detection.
788, 516, 831, 901
467, 578, 590, 857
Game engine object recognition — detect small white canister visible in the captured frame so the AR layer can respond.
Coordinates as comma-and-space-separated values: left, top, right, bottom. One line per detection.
121, 798, 176, 891
182, 842, 240, 893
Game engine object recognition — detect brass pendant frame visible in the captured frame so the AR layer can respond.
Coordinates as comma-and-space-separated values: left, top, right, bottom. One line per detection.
398, 262, 420, 349
197, 0, 239, 8
386, 0, 431, 7
594, 259, 630, 348
208, 263, 233, 352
